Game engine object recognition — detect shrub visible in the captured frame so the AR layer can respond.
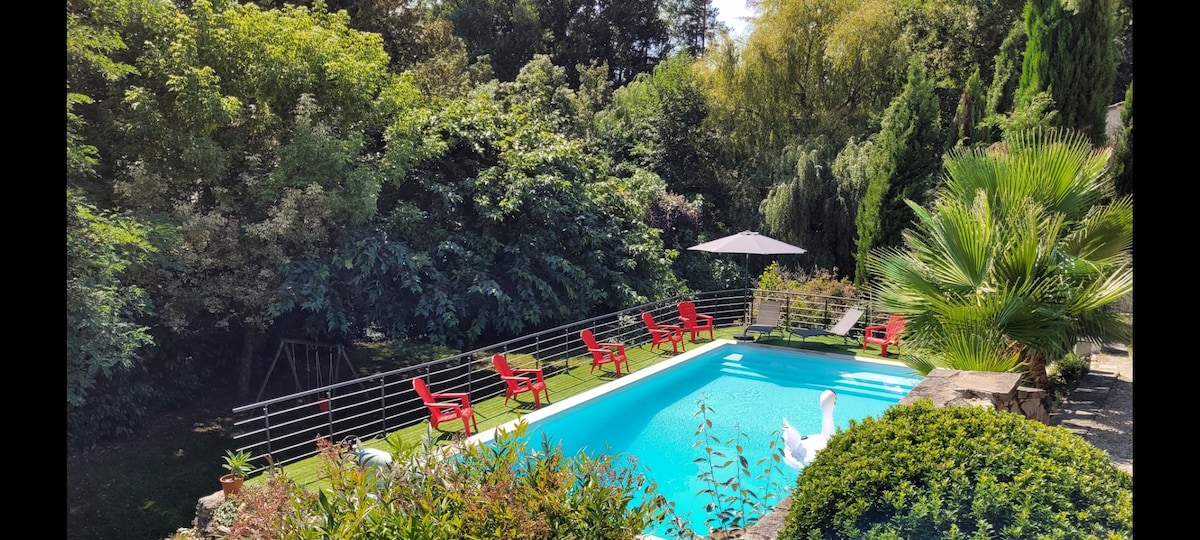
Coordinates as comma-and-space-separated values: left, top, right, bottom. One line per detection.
756, 264, 858, 328
780, 400, 1132, 540
1048, 351, 1092, 401
688, 398, 789, 536
226, 472, 296, 540
271, 422, 672, 539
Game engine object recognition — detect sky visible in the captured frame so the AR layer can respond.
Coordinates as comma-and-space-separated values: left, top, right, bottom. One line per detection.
711, 0, 757, 40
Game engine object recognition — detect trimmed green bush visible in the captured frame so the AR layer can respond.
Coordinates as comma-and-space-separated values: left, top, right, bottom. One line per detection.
780, 400, 1132, 540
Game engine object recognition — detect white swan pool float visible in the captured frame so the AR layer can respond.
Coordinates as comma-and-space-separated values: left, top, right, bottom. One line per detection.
782, 389, 837, 471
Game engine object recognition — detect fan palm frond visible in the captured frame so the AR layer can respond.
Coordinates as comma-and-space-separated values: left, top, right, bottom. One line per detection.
866, 128, 1132, 385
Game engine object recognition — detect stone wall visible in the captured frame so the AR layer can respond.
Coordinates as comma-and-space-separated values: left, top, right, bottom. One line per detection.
167, 491, 228, 540
898, 368, 1050, 423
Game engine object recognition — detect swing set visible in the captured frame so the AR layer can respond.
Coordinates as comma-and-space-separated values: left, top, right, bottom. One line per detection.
255, 339, 359, 408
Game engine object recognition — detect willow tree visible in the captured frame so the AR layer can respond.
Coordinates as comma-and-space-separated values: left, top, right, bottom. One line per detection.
700, 0, 905, 159
866, 129, 1132, 388
762, 138, 860, 274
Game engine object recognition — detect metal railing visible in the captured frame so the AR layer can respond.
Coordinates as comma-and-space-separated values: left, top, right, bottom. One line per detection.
231, 288, 878, 473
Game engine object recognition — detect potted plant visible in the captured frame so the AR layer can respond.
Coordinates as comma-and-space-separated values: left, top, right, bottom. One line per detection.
219, 449, 253, 495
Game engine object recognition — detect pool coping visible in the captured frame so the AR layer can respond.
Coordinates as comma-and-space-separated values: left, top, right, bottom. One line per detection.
470, 339, 731, 445
469, 339, 919, 539
471, 339, 916, 446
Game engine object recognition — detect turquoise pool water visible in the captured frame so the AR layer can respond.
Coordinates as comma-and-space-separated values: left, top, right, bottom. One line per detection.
491, 342, 922, 537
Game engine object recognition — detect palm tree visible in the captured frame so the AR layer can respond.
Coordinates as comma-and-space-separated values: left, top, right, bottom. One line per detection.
865, 128, 1132, 388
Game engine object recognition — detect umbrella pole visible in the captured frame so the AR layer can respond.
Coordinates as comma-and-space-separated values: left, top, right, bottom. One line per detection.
743, 254, 751, 325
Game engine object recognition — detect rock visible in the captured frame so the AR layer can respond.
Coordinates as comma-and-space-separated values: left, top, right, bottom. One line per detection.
193, 491, 226, 538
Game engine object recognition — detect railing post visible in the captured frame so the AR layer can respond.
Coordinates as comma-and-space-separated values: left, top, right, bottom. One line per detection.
324, 389, 335, 440
379, 377, 387, 433
743, 286, 751, 326
261, 405, 273, 458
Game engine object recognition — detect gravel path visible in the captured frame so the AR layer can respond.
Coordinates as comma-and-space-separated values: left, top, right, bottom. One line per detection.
1049, 345, 1133, 475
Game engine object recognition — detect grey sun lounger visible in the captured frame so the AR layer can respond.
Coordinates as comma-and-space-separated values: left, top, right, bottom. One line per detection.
736, 299, 783, 340
790, 308, 865, 347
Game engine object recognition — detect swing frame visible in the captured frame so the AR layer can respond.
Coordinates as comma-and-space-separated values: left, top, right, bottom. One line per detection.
254, 338, 359, 403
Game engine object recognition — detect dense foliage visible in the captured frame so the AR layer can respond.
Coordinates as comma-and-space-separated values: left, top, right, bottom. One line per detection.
779, 400, 1133, 539
66, 190, 171, 444
275, 91, 685, 345
226, 425, 670, 539
66, 0, 1133, 447
757, 263, 859, 328
436, 0, 671, 85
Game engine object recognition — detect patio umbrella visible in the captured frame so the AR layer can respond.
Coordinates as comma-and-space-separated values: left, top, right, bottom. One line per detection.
688, 231, 806, 281
687, 231, 808, 257
688, 231, 806, 332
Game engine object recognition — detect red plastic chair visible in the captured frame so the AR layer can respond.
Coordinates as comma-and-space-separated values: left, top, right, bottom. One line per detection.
492, 354, 550, 408
862, 315, 907, 357
677, 301, 714, 343
412, 377, 479, 436
580, 329, 631, 376
642, 311, 685, 355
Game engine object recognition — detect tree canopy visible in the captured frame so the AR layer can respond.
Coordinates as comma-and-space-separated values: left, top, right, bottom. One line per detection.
66, 0, 1132, 444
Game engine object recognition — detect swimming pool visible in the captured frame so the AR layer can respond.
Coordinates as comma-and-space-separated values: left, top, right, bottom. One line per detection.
478, 341, 922, 537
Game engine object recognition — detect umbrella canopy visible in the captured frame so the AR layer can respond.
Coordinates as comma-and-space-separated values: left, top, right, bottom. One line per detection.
689, 232, 806, 321
687, 231, 807, 255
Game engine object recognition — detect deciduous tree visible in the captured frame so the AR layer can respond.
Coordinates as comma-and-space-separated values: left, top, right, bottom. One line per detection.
71, 0, 392, 398
66, 190, 157, 409
442, 0, 544, 81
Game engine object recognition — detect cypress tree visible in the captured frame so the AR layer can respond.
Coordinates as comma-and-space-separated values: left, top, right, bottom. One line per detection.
1111, 81, 1132, 198
1016, 0, 1118, 144
984, 20, 1026, 142
854, 61, 944, 287
949, 68, 988, 149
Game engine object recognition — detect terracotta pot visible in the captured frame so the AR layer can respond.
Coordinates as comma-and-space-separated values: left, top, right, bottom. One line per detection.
220, 474, 244, 495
